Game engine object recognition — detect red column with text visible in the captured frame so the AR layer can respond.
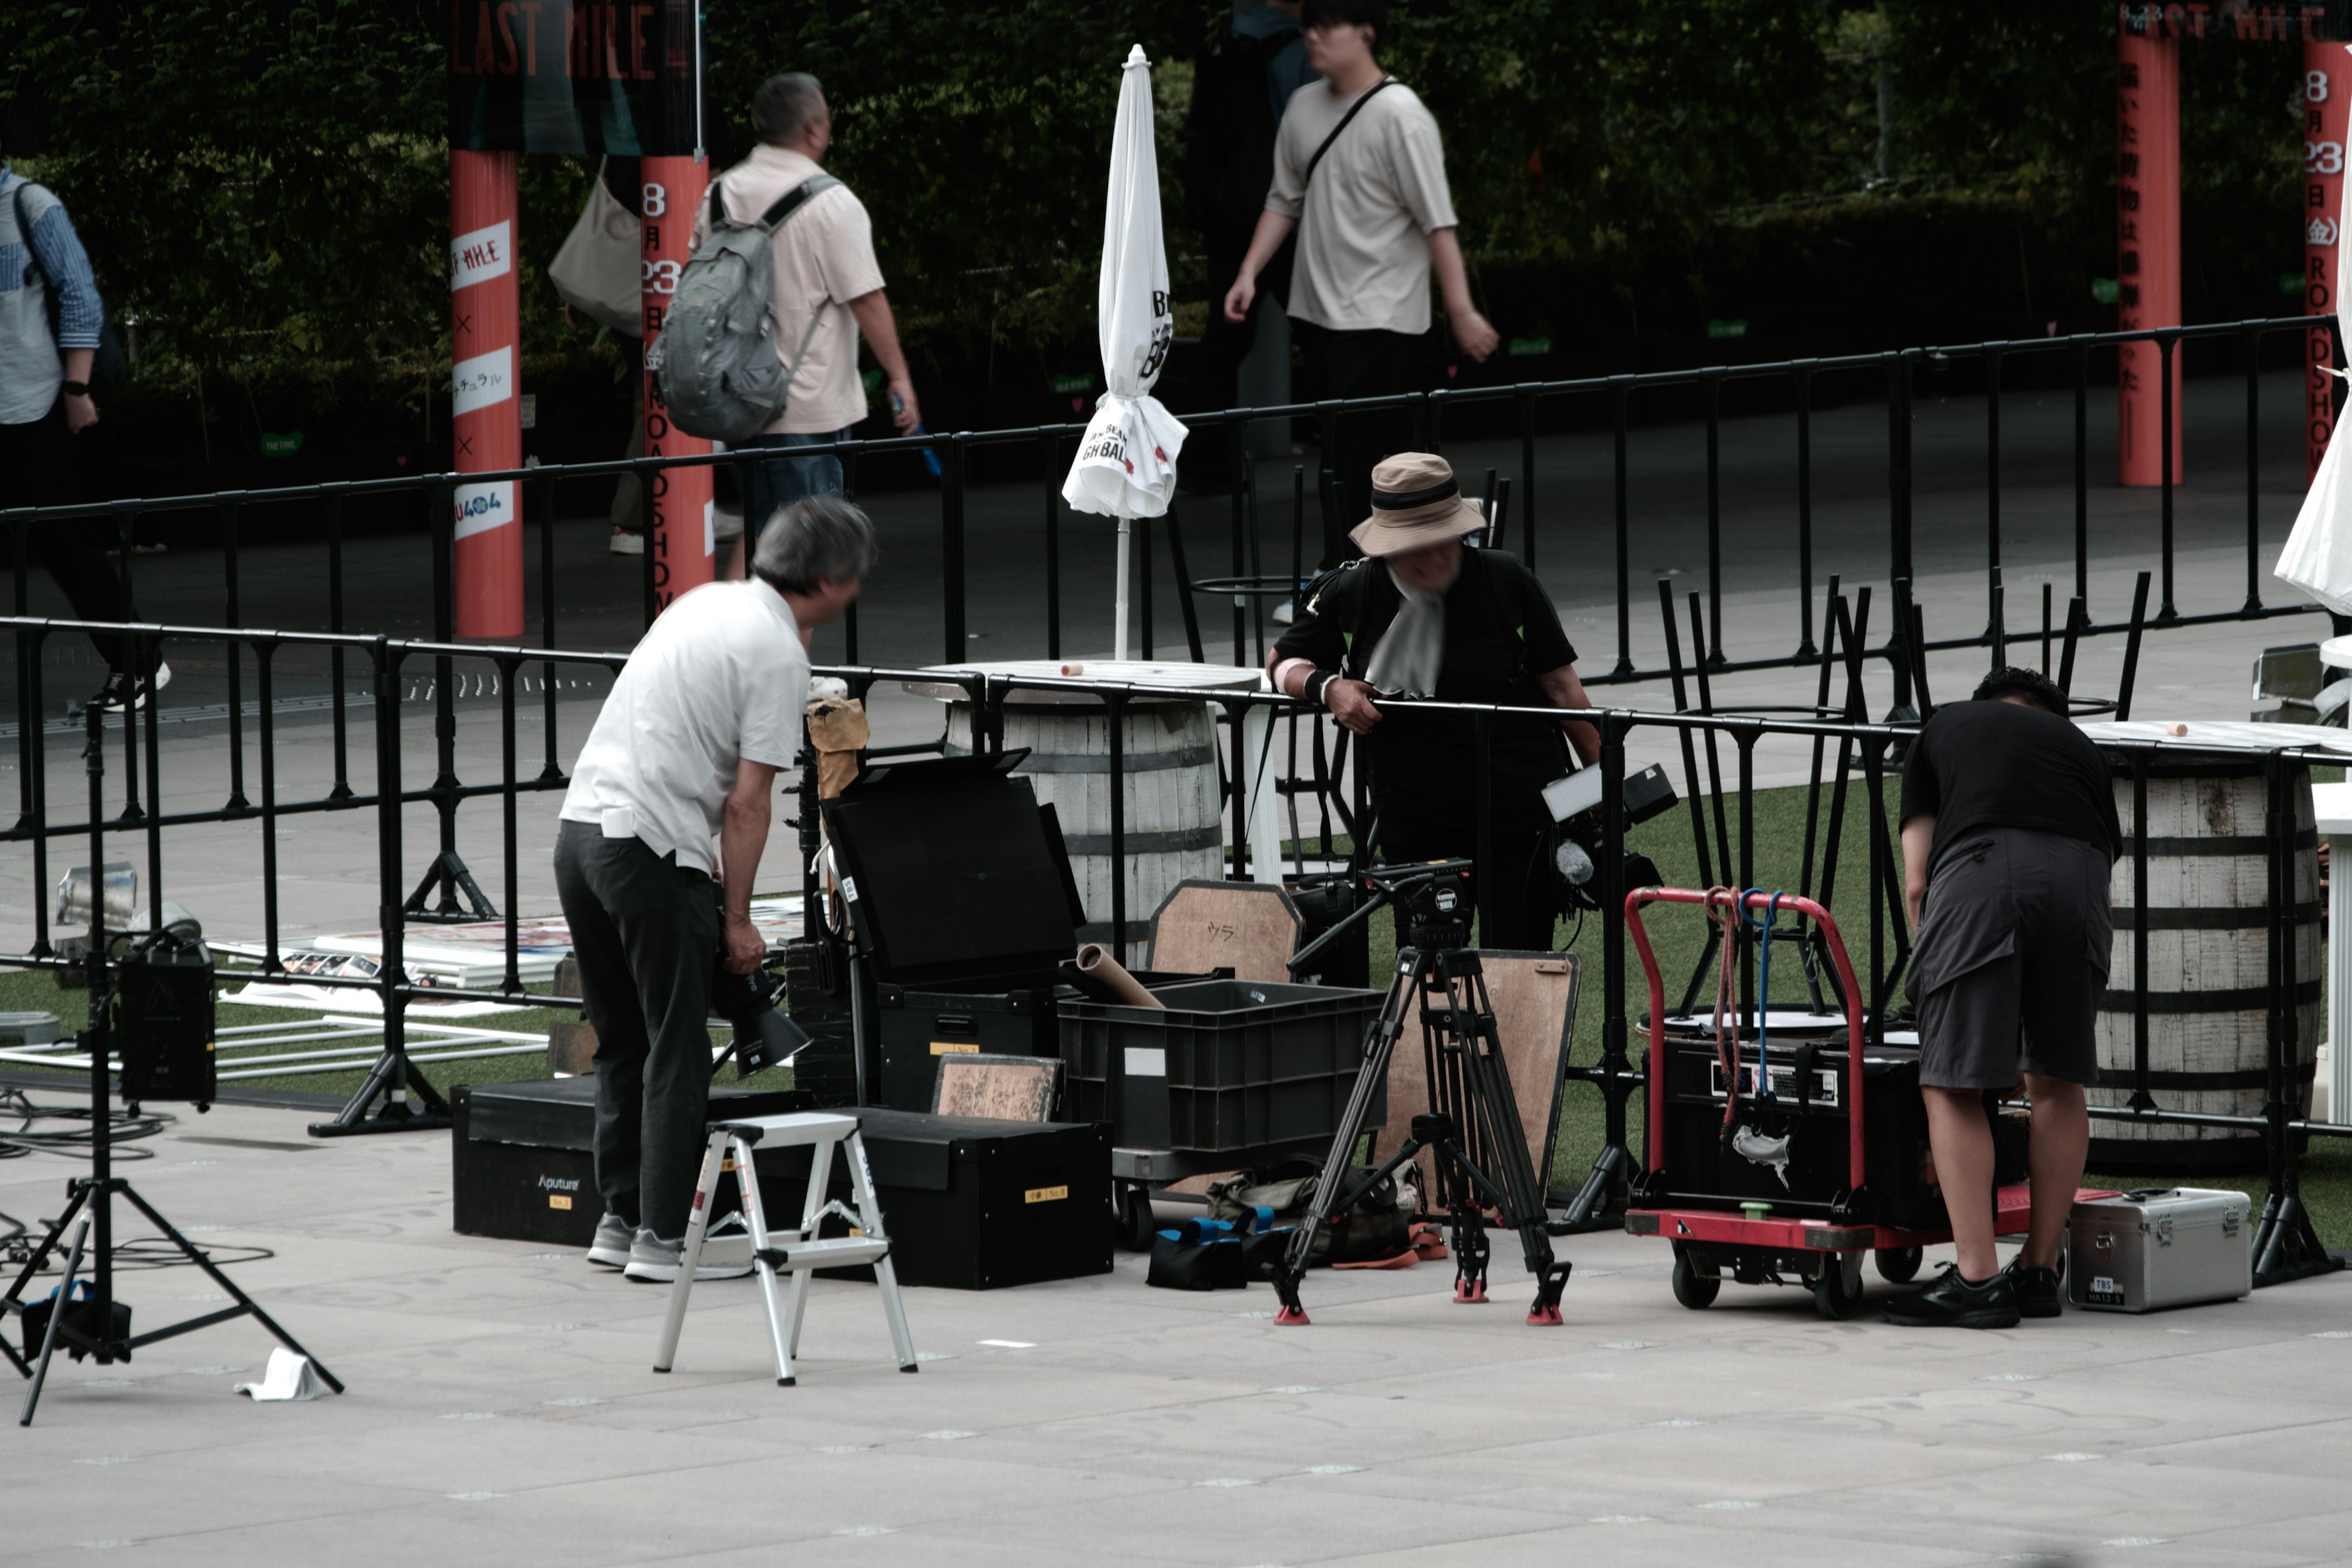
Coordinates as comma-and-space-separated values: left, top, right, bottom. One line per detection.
450, 149, 525, 636
2306, 40, 2351, 481
642, 155, 715, 611
2118, 26, 2182, 488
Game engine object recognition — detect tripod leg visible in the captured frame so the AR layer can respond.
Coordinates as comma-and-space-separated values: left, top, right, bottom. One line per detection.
116, 1186, 346, 1394
1273, 952, 1417, 1325
19, 1217, 89, 1427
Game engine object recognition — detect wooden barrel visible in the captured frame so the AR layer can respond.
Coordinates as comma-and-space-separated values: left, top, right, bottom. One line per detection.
2093, 758, 2320, 1173
943, 699, 1224, 963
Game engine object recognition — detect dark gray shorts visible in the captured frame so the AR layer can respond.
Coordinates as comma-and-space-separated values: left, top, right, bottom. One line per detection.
1908, 826, 2112, 1090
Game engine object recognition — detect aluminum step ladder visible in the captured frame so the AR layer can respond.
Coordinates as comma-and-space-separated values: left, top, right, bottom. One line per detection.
653, 1112, 918, 1385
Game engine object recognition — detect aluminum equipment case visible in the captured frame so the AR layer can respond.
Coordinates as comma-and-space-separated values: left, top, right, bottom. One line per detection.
2067, 1187, 2252, 1312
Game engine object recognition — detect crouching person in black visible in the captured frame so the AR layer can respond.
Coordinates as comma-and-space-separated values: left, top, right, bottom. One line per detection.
1886, 666, 2120, 1329
1268, 452, 1598, 950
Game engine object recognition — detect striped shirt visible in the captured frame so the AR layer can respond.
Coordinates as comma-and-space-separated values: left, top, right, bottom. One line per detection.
1, 167, 105, 425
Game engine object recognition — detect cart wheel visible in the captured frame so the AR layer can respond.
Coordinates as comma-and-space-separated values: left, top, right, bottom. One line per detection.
1670, 1247, 1720, 1310
1117, 1185, 1158, 1252
1875, 1246, 1924, 1284
1813, 1253, 1866, 1320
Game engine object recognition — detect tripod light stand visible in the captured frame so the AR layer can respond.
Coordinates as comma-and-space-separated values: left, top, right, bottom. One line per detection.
1, 705, 341, 1426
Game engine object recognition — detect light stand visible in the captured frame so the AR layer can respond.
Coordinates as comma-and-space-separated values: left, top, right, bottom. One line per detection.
1, 705, 341, 1425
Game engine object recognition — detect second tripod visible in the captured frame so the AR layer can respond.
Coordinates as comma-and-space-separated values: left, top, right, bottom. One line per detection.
1273, 886, 1572, 1325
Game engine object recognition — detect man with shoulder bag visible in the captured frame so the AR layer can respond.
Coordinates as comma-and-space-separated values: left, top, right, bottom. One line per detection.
0, 128, 163, 707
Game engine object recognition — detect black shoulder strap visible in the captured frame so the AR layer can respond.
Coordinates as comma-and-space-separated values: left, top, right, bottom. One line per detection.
1300, 77, 1395, 192
11, 180, 47, 292
757, 174, 840, 232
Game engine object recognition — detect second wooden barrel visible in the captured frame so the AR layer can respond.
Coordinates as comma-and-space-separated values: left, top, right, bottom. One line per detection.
944, 699, 1224, 963
2093, 757, 2320, 1173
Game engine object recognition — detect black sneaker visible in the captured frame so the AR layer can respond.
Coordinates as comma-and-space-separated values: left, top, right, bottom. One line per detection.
1882, 1264, 2021, 1329
2008, 1260, 2064, 1319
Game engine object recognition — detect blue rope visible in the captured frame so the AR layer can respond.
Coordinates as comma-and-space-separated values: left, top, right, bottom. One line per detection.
1741, 889, 1787, 1099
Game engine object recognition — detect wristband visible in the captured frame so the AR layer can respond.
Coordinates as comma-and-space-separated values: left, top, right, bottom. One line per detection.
1300, 669, 1335, 708
60, 380, 91, 398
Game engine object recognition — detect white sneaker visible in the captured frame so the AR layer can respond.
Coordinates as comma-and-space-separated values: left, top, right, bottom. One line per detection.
608, 527, 645, 556
587, 1211, 633, 1268
1271, 599, 1295, 626
90, 661, 172, 714
622, 1227, 753, 1283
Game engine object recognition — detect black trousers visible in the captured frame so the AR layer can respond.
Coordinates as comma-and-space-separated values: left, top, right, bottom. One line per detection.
1379, 806, 1557, 954
552, 820, 718, 1239
0, 401, 146, 674
1294, 320, 1438, 568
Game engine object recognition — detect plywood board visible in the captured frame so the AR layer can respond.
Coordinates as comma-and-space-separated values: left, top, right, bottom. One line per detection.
1380, 952, 1579, 1194
1147, 881, 1302, 984
933, 1053, 1060, 1123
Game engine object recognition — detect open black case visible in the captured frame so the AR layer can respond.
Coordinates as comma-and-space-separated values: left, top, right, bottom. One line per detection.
820, 752, 1092, 1110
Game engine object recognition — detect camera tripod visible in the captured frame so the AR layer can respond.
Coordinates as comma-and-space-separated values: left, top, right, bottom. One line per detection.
1272, 865, 1572, 1327
1, 705, 340, 1425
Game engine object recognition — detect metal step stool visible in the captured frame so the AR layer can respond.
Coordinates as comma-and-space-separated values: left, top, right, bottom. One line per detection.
653, 1112, 919, 1385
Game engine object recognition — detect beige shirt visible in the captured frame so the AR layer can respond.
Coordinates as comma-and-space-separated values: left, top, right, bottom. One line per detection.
697, 145, 885, 435
1265, 80, 1458, 336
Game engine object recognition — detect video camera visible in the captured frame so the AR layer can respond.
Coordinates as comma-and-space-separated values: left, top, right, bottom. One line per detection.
1540, 762, 1676, 914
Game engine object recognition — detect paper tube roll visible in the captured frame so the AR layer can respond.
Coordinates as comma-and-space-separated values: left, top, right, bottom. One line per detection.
1077, 943, 1163, 1008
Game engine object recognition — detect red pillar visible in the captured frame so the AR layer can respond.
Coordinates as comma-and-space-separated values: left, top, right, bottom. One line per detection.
641, 155, 715, 611
2118, 27, 2182, 488
450, 150, 526, 637
2306, 42, 2351, 481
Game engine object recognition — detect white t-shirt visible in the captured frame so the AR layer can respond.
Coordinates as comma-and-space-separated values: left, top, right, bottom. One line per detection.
698, 145, 886, 435
1265, 80, 1458, 336
559, 579, 809, 874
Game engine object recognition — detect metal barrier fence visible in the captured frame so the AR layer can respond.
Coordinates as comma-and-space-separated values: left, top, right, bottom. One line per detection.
1, 610, 2342, 1288
1, 312, 2334, 761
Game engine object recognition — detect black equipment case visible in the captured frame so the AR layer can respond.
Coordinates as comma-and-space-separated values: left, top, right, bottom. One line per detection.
1653, 1033, 2024, 1229
454, 1080, 1113, 1289
821, 752, 1212, 1112
452, 1079, 811, 1247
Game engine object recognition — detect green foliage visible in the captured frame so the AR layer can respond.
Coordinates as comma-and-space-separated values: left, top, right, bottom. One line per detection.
0, 0, 2313, 397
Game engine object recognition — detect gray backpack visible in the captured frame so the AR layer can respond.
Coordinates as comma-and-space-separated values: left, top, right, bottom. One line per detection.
649, 173, 840, 442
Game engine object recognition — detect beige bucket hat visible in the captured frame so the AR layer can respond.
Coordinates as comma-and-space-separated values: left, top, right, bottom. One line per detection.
1346, 452, 1488, 557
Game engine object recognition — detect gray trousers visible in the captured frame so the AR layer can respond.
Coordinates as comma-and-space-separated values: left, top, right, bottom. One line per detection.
552, 820, 717, 1238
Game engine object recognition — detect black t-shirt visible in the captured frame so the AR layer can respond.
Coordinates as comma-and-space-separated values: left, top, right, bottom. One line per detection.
1899, 699, 2122, 875
1271, 548, 1576, 823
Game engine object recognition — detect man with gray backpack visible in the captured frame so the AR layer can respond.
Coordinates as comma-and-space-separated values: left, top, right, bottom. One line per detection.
664, 73, 918, 544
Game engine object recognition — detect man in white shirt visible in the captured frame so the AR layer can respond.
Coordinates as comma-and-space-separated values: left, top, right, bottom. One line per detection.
703, 73, 920, 547
1220, 0, 1498, 568
554, 497, 876, 1283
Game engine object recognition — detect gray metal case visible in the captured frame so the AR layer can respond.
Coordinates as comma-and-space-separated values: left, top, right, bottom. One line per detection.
2067, 1187, 2252, 1313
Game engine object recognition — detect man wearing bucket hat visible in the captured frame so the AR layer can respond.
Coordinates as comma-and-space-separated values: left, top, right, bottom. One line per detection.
1268, 453, 1598, 949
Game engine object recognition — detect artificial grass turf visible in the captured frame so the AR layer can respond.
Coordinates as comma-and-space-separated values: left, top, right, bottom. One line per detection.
3, 776, 2345, 1247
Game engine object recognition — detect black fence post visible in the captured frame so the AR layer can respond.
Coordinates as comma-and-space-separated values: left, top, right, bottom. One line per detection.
1611, 380, 1633, 677
1795, 363, 1816, 659
1042, 429, 1062, 660
2244, 322, 2264, 613
1704, 372, 1725, 665
326, 484, 354, 802
535, 470, 565, 785
1598, 710, 1631, 1163
2074, 337, 2092, 612
942, 434, 968, 662
1887, 350, 1915, 603
1985, 345, 2003, 637
1518, 385, 1538, 571
2158, 330, 2179, 621
10, 519, 29, 833
221, 496, 250, 811
258, 639, 281, 971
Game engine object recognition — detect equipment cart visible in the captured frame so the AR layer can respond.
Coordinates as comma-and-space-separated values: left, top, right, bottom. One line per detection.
1623, 886, 2109, 1319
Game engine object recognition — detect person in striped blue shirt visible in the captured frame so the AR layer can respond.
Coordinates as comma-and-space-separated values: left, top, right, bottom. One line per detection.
1, 137, 165, 709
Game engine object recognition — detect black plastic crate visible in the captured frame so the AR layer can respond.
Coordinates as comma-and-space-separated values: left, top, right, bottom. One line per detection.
1058, 979, 1383, 1155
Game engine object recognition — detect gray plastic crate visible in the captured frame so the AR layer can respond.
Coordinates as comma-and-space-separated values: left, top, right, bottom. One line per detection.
1057, 979, 1384, 1155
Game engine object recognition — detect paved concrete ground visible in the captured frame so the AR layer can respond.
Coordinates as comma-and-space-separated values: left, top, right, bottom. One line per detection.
4, 1099, 2350, 1564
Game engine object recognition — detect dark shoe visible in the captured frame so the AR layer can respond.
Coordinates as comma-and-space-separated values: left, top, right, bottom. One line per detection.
1882, 1264, 2021, 1329
2008, 1260, 2063, 1318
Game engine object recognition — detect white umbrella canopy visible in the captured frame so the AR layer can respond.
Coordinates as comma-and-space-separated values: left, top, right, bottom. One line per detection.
2278, 45, 2352, 614
1062, 43, 1189, 659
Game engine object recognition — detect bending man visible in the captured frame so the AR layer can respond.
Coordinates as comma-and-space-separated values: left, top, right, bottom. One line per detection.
1889, 666, 2119, 1329
555, 497, 876, 1283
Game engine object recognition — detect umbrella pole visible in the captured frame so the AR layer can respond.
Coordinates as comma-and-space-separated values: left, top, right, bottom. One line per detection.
1115, 518, 1133, 660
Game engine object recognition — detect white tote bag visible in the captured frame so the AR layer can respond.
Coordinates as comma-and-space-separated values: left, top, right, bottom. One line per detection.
548, 160, 643, 337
